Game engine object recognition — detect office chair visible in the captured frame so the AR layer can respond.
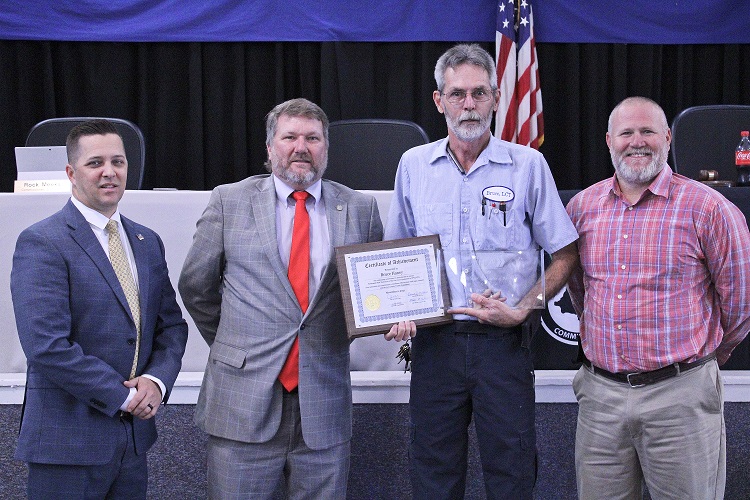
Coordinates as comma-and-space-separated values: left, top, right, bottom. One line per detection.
25, 117, 146, 190
670, 105, 750, 184
326, 119, 429, 190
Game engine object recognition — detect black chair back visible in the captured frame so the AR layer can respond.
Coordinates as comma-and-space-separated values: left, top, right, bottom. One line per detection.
25, 117, 146, 190
326, 119, 429, 190
670, 105, 750, 183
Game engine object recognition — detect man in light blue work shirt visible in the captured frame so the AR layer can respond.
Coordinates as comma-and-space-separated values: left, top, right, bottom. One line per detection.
384, 44, 578, 499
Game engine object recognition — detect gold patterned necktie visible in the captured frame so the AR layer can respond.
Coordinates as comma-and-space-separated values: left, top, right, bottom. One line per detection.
105, 219, 141, 379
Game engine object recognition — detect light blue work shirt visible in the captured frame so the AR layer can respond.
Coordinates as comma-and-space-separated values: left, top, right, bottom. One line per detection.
385, 135, 578, 319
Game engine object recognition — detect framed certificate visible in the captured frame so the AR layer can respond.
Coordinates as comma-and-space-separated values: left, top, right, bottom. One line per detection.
335, 235, 453, 339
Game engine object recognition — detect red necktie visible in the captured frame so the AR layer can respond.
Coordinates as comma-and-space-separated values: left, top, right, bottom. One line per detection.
278, 190, 309, 391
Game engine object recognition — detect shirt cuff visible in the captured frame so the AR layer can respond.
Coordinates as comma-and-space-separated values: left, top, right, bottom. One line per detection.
118, 375, 167, 411
141, 374, 167, 402
120, 387, 137, 411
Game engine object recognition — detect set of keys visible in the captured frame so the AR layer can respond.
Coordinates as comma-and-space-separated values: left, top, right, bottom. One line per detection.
396, 341, 411, 372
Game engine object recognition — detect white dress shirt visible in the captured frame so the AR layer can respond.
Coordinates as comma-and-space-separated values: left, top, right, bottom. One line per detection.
70, 196, 166, 409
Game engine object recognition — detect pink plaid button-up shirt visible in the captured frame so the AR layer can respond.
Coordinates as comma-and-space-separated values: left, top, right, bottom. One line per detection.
567, 167, 750, 372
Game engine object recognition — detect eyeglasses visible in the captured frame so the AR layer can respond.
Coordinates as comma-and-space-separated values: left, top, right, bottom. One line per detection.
441, 88, 495, 105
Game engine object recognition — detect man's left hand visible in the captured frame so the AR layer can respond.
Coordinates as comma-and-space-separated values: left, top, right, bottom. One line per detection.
124, 376, 162, 420
448, 293, 530, 328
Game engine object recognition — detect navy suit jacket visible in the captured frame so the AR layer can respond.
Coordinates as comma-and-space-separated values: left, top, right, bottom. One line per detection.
11, 200, 188, 465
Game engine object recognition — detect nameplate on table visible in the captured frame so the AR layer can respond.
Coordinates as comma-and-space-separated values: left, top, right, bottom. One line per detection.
14, 179, 71, 193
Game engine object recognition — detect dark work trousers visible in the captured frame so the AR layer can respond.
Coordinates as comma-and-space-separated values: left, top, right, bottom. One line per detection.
409, 321, 537, 500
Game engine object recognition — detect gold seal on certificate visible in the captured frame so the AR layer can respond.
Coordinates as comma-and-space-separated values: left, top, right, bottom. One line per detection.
364, 294, 381, 311
335, 235, 452, 339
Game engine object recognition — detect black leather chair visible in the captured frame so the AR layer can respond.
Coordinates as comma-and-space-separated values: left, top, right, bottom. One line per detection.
25, 117, 146, 190
670, 105, 750, 183
326, 119, 429, 190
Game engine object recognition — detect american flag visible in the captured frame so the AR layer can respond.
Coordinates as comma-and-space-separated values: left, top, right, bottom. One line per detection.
494, 0, 544, 149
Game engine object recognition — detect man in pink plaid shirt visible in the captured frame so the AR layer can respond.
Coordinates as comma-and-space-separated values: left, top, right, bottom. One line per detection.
566, 96, 750, 500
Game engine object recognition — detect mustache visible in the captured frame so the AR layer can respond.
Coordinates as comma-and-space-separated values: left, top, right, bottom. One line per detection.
289, 153, 313, 163
459, 111, 482, 122
625, 147, 653, 156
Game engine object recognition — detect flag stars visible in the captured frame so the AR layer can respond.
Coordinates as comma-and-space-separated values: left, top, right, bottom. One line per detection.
503, 19, 510, 28
499, 3, 505, 12
520, 0, 528, 8
520, 17, 529, 27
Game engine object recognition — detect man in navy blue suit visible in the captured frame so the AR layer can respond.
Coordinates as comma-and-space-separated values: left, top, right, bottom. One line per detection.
10, 119, 188, 499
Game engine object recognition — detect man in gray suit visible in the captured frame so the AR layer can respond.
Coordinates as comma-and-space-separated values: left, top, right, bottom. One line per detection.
179, 98, 383, 499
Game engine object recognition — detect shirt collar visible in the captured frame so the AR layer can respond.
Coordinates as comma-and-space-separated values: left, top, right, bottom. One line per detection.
610, 165, 672, 202
429, 135, 512, 171
647, 165, 673, 198
272, 174, 322, 207
70, 196, 122, 230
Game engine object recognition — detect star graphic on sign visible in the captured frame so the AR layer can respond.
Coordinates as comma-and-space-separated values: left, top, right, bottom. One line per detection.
520, 16, 529, 27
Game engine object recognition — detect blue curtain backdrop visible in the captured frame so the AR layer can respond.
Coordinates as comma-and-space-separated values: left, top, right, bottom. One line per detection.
1, 0, 748, 43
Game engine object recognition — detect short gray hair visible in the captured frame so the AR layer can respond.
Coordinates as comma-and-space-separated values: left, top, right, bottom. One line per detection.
265, 98, 329, 147
607, 96, 669, 134
434, 44, 497, 92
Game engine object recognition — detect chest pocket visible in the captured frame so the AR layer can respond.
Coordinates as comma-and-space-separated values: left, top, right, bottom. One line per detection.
415, 203, 453, 247
473, 205, 527, 250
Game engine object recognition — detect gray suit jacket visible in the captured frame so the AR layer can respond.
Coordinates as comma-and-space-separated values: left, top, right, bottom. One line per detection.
179, 175, 383, 450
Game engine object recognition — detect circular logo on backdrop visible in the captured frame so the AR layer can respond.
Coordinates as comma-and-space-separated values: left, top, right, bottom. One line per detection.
540, 286, 579, 345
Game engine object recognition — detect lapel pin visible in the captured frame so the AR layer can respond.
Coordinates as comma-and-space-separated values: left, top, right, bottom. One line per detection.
336, 204, 343, 211
137, 234, 144, 240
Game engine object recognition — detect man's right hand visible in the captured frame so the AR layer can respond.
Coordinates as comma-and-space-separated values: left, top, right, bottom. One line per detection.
384, 320, 417, 341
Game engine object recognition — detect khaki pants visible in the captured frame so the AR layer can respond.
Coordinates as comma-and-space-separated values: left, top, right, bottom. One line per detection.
573, 360, 725, 500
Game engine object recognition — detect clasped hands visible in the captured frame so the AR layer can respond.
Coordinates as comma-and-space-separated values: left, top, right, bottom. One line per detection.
449, 290, 530, 327
124, 376, 162, 420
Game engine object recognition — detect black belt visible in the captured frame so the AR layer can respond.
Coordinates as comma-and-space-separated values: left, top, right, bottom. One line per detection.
432, 320, 521, 336
582, 353, 716, 388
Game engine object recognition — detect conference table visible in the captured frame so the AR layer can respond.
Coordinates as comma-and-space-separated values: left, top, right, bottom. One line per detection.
1, 187, 749, 405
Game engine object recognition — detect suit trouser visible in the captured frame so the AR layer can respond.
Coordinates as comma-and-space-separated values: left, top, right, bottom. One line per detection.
27, 414, 147, 500
409, 322, 537, 500
207, 391, 350, 500
573, 360, 725, 500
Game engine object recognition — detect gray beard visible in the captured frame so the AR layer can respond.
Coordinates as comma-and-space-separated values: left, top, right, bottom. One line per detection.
612, 148, 667, 185
447, 111, 492, 142
270, 155, 327, 188
277, 166, 319, 187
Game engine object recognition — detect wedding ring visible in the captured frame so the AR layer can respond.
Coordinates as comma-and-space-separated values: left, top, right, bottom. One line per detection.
147, 403, 154, 410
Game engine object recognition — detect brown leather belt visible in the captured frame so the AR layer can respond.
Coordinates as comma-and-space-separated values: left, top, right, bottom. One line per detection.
582, 353, 717, 388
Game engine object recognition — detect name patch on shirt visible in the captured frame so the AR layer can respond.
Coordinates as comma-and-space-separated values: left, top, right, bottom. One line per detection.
482, 186, 514, 203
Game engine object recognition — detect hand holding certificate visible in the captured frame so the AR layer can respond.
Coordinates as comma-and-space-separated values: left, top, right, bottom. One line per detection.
334, 235, 452, 339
